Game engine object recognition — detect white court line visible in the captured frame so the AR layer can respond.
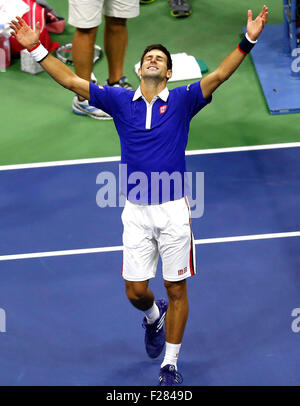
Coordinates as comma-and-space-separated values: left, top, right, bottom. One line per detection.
194, 231, 300, 244
0, 142, 300, 171
185, 142, 300, 156
0, 245, 123, 262
1, 231, 299, 262
0, 156, 121, 171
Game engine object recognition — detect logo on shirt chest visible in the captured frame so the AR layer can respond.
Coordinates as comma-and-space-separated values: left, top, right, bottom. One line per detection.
160, 105, 167, 114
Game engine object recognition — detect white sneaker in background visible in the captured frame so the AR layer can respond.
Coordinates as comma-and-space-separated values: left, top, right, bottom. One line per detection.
72, 95, 112, 120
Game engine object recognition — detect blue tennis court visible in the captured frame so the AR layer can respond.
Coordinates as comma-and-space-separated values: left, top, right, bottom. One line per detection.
0, 144, 300, 386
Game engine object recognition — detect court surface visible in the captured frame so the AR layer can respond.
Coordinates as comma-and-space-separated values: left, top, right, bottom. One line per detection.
0, 143, 300, 386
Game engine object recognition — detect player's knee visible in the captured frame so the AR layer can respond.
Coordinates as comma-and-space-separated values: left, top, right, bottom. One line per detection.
125, 280, 148, 301
164, 279, 187, 302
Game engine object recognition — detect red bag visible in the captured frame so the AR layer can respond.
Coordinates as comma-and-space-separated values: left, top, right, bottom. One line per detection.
9, 0, 59, 58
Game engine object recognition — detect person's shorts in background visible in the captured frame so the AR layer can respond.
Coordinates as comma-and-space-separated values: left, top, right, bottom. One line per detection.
68, 0, 140, 28
121, 197, 196, 282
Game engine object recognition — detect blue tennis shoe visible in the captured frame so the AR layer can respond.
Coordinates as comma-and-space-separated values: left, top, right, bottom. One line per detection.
158, 364, 183, 386
142, 299, 168, 358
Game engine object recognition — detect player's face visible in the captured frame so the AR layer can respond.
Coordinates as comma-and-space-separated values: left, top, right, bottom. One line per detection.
140, 50, 172, 81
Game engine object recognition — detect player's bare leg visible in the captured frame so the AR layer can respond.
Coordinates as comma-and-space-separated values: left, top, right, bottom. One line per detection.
158, 279, 187, 385
164, 279, 188, 344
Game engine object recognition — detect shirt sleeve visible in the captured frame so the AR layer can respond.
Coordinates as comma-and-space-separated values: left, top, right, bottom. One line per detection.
181, 81, 212, 119
89, 82, 120, 117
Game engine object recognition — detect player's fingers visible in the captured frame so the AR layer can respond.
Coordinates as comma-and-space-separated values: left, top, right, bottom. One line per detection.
16, 16, 28, 29
261, 9, 268, 25
263, 9, 269, 23
10, 19, 18, 27
16, 16, 24, 24
257, 5, 267, 20
265, 12, 269, 23
9, 20, 20, 31
247, 10, 253, 23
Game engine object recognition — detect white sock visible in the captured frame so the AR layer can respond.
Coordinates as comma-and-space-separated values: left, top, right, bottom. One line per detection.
144, 302, 160, 324
161, 342, 182, 370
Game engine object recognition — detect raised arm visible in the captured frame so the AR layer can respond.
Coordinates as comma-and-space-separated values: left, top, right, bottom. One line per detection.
9, 17, 90, 100
200, 5, 269, 99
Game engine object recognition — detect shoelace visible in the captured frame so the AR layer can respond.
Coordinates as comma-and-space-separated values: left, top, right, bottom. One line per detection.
160, 367, 183, 385
142, 316, 163, 334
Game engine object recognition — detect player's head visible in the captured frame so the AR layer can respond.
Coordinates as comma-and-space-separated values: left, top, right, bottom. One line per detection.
139, 44, 172, 81
140, 44, 172, 70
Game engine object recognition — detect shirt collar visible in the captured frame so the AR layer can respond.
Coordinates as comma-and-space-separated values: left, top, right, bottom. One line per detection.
132, 86, 169, 102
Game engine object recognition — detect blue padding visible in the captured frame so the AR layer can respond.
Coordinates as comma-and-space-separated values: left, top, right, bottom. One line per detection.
248, 24, 300, 114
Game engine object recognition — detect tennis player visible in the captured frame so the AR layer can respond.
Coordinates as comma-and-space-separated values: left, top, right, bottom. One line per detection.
10, 5, 268, 386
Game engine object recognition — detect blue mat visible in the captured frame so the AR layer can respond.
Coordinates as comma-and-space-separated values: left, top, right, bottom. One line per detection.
248, 24, 300, 115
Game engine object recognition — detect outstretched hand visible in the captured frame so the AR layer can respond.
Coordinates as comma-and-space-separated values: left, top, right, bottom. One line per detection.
9, 16, 40, 49
247, 5, 268, 41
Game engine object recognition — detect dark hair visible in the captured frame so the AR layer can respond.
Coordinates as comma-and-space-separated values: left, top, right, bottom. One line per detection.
140, 44, 172, 70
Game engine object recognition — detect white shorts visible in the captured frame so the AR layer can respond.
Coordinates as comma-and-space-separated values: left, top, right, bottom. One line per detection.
68, 0, 140, 28
121, 197, 196, 282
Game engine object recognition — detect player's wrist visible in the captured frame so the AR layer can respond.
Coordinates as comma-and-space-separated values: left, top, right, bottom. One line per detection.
245, 32, 258, 43
237, 32, 257, 55
27, 41, 40, 52
28, 41, 49, 63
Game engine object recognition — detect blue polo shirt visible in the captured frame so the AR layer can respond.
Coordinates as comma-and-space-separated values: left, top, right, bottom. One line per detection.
90, 81, 211, 204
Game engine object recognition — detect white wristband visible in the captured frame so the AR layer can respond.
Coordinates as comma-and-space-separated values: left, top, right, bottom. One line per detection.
28, 42, 49, 63
245, 32, 258, 44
